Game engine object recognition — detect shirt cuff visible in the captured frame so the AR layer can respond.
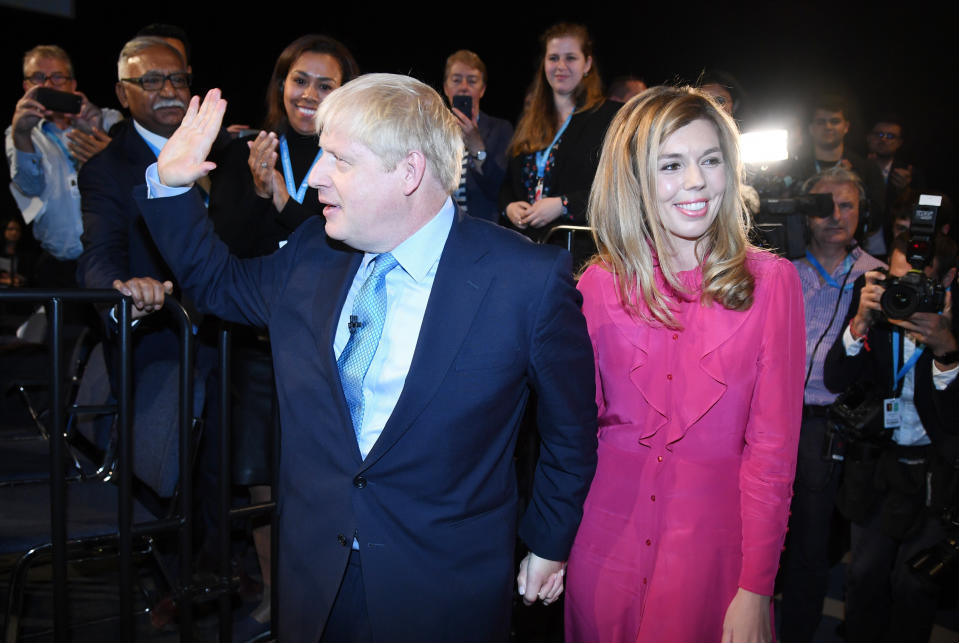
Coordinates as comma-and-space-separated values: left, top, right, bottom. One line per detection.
842, 325, 865, 356
932, 360, 959, 390
108, 304, 141, 329
145, 163, 191, 199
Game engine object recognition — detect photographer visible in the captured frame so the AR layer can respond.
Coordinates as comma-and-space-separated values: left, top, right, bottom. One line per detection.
779, 166, 885, 643
824, 229, 959, 643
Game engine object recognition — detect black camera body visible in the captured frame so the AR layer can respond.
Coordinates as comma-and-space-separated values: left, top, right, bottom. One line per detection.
880, 195, 945, 318
880, 271, 946, 318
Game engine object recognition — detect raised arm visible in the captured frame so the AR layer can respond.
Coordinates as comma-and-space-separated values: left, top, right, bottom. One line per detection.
135, 89, 300, 329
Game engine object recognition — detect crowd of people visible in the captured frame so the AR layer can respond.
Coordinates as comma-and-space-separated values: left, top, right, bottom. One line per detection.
2, 19, 956, 643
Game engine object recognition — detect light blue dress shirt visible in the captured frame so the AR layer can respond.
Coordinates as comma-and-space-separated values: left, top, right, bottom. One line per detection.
333, 199, 454, 459
146, 162, 455, 459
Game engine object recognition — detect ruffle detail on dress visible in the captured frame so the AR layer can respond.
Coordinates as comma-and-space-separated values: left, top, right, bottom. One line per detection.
599, 266, 750, 450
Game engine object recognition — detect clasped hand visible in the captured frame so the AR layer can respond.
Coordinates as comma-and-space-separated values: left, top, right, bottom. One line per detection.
112, 277, 173, 320
516, 552, 565, 606
505, 197, 565, 229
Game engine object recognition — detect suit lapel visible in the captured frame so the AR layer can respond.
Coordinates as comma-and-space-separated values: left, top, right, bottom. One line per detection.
361, 213, 492, 468
312, 247, 364, 460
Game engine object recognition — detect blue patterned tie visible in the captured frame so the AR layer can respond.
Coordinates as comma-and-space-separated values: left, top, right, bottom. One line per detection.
337, 252, 399, 436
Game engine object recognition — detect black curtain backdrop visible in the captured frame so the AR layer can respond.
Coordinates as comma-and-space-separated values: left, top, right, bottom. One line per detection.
2, 1, 954, 220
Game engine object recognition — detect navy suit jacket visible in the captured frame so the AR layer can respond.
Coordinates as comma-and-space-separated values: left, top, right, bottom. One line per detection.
77, 119, 186, 375
78, 119, 172, 291
136, 188, 598, 642
465, 112, 513, 222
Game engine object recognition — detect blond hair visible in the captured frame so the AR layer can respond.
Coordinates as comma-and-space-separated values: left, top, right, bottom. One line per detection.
587, 85, 754, 328
315, 73, 464, 194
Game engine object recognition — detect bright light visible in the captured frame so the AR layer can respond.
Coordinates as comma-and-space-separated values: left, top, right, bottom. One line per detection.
741, 129, 789, 164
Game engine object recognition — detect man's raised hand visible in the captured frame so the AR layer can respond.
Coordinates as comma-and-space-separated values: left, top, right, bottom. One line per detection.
157, 89, 227, 188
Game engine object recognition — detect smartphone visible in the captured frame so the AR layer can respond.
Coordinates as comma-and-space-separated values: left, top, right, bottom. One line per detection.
452, 95, 473, 119
34, 87, 82, 114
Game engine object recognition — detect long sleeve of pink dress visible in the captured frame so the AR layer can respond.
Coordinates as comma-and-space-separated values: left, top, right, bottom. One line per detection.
565, 251, 805, 642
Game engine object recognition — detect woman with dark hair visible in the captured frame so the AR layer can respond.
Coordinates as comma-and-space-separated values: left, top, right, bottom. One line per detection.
205, 34, 358, 641
564, 86, 805, 642
499, 23, 619, 241
210, 34, 359, 250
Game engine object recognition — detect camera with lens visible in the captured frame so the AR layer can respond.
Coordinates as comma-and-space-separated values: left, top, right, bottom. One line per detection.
880, 195, 946, 318
825, 380, 890, 450
753, 193, 834, 259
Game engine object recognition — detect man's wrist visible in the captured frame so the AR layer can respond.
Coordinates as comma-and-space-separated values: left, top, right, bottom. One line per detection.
849, 316, 870, 340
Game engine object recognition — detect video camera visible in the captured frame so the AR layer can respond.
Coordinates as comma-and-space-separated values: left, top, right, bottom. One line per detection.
752, 193, 834, 259
880, 195, 946, 318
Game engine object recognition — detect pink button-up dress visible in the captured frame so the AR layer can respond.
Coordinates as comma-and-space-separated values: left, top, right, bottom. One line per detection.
566, 251, 805, 642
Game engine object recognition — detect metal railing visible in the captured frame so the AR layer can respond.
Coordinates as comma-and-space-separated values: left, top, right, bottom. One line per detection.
0, 289, 195, 642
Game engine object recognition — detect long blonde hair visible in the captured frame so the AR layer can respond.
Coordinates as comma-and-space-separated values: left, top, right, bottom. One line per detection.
587, 85, 754, 328
508, 23, 604, 157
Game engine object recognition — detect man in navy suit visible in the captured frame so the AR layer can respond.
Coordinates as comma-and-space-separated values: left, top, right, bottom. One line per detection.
129, 75, 597, 642
78, 36, 192, 310
77, 36, 219, 498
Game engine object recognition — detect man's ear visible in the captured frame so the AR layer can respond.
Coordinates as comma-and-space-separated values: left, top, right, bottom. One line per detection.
115, 82, 129, 109
400, 150, 427, 196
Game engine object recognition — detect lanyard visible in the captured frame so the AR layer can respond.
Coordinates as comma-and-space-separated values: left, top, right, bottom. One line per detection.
535, 112, 573, 179
41, 121, 77, 170
892, 330, 924, 390
279, 135, 323, 204
805, 250, 855, 291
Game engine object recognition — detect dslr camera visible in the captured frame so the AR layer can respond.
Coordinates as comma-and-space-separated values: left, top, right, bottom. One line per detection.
880, 195, 946, 318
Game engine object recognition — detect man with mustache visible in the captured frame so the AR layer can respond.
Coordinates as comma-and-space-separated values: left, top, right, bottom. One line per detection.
77, 37, 219, 504
78, 36, 195, 303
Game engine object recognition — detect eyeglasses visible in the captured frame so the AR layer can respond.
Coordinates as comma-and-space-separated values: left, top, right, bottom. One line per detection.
120, 72, 192, 91
25, 72, 73, 87
869, 131, 900, 140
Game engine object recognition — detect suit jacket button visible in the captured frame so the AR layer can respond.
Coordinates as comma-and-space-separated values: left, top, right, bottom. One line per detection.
353, 475, 367, 489
337, 534, 347, 546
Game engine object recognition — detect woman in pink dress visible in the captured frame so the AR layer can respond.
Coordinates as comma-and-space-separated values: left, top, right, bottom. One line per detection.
565, 86, 805, 642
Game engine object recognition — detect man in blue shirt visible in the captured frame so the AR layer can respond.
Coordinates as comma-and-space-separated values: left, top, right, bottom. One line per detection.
5, 44, 118, 287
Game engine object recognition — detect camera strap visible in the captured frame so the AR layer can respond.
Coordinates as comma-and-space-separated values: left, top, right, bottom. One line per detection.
892, 329, 925, 393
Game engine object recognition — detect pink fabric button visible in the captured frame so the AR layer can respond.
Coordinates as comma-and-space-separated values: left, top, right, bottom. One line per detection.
645, 539, 652, 546
666, 374, 672, 380
650, 495, 656, 502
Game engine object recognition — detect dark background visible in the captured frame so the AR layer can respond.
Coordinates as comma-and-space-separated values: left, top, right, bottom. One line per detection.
1, 1, 955, 207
